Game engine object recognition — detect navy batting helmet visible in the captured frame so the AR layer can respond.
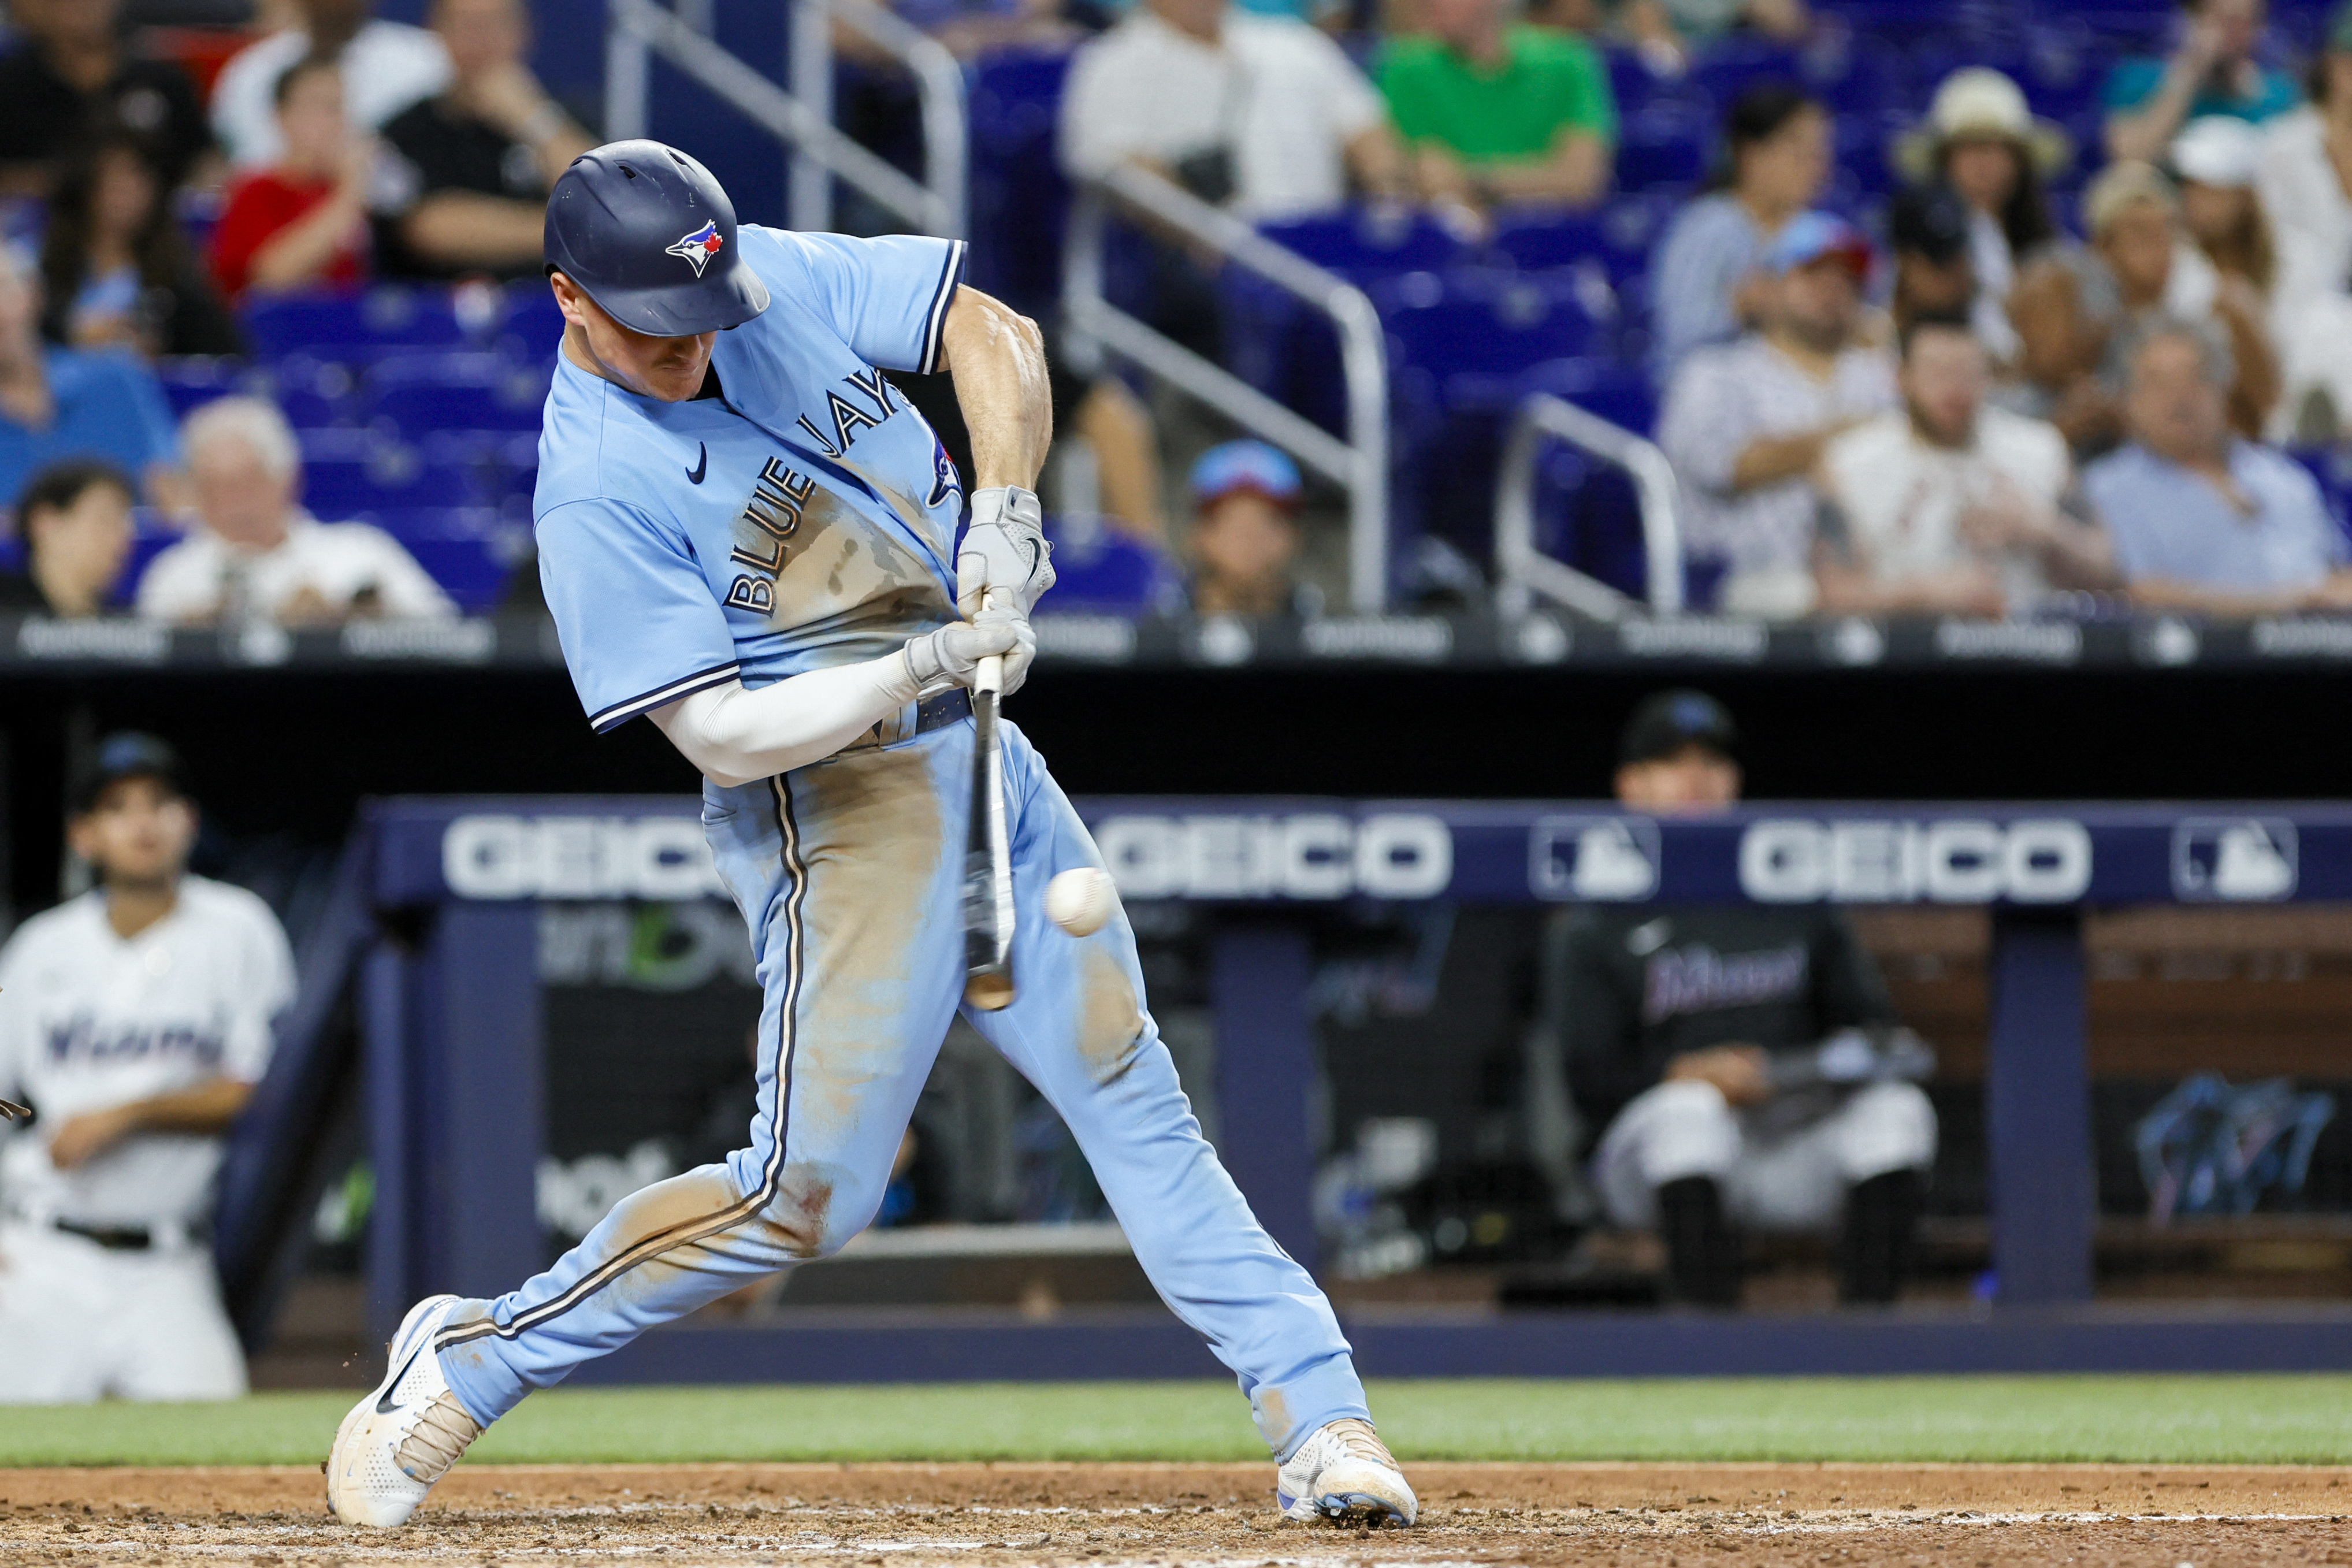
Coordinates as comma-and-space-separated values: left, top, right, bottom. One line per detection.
544, 140, 770, 336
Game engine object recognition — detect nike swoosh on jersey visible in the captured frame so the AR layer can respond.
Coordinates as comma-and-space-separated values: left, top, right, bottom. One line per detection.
688, 443, 708, 484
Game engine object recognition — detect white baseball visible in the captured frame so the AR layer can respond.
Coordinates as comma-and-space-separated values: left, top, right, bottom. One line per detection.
1045, 867, 1117, 937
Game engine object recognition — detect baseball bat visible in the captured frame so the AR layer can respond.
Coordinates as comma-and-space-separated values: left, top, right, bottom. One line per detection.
962, 589, 1016, 1010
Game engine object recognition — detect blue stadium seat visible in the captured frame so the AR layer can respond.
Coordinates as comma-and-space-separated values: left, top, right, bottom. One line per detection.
299, 429, 486, 516
1515, 356, 1658, 438
351, 505, 527, 612
1489, 212, 1608, 274
1380, 267, 1608, 415
365, 352, 551, 436
421, 428, 541, 510
491, 282, 565, 362
1528, 441, 1651, 601
154, 356, 258, 421
271, 353, 361, 429
1040, 514, 1186, 615
1615, 99, 1712, 191
967, 49, 1076, 318
240, 287, 469, 363
1258, 210, 1469, 282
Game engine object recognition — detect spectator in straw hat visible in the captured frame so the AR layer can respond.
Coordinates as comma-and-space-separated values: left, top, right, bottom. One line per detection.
2010, 159, 2277, 452
1894, 70, 2068, 353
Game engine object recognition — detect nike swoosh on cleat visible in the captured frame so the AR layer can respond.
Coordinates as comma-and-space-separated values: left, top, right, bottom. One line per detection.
687, 443, 708, 484
376, 1339, 428, 1414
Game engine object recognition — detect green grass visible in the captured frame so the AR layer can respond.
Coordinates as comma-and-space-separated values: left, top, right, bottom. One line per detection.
5, 1377, 2352, 1469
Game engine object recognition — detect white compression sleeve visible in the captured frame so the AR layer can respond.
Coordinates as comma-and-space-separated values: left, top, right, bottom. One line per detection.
649, 651, 923, 787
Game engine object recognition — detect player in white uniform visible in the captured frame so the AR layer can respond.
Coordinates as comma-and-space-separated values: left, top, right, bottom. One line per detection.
0, 734, 296, 1403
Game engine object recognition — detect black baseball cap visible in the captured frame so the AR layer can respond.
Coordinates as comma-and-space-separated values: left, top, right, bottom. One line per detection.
1621, 690, 1737, 766
1887, 183, 1972, 267
70, 732, 185, 814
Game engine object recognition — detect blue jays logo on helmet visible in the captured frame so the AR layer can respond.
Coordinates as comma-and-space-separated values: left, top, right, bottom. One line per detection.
665, 220, 724, 277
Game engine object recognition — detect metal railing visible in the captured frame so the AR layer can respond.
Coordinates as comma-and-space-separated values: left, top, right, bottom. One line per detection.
605, 0, 967, 239
1494, 392, 1684, 620
1064, 166, 1389, 611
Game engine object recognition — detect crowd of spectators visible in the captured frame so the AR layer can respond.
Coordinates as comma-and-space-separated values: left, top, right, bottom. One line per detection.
1047, 0, 2352, 623
3, 0, 2352, 625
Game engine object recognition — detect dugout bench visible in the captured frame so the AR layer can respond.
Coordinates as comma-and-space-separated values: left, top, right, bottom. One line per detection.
224, 796, 2352, 1380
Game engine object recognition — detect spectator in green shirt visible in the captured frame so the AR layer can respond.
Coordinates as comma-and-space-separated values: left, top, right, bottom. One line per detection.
1378, 0, 1615, 225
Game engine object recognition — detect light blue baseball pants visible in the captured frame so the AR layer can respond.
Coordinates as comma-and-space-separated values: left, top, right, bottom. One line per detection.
432, 716, 1367, 1458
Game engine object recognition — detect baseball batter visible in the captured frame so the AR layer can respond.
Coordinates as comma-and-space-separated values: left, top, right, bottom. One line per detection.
326, 142, 1415, 1530
0, 733, 296, 1403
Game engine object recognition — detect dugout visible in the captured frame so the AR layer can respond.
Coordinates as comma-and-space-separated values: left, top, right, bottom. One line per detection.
209, 793, 2352, 1385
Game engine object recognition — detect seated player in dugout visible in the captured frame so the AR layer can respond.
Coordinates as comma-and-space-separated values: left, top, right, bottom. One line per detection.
1542, 691, 1937, 1307
0, 734, 296, 1402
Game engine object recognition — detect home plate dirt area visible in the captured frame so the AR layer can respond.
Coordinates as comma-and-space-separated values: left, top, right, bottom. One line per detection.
2, 1463, 2349, 1567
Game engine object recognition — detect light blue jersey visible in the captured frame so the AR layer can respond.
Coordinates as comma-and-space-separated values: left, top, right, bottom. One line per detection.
534, 225, 969, 731
436, 228, 1370, 1462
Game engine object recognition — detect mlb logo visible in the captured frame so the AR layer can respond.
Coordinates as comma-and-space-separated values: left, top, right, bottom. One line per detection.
2171, 818, 2298, 901
1529, 815, 1661, 901
666, 221, 724, 276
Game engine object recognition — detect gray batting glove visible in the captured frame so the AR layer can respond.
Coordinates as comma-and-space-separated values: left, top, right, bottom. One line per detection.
901, 616, 1034, 696
957, 486, 1055, 619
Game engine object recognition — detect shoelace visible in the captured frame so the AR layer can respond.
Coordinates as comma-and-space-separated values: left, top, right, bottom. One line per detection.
1323, 1418, 1396, 1470
396, 1393, 483, 1484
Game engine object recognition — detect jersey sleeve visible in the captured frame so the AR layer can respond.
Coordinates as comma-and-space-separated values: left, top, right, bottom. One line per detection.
770, 230, 969, 375
536, 496, 742, 731
221, 897, 297, 1084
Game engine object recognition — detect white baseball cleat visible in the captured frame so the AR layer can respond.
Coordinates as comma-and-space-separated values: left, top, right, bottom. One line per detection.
325, 1294, 484, 1527
1276, 1417, 1417, 1526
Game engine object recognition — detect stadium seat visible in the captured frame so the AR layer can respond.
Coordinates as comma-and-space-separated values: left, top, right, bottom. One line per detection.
272, 354, 362, 429
1380, 267, 1608, 415
365, 352, 552, 436
1258, 210, 1470, 282
966, 49, 1076, 318
299, 429, 487, 516
240, 288, 469, 363
1039, 514, 1186, 615
1615, 99, 1712, 192
492, 282, 566, 362
1515, 356, 1658, 438
154, 356, 258, 421
421, 428, 541, 511
352, 505, 529, 612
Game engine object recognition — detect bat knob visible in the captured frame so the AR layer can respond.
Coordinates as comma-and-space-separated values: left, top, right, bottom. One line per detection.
963, 970, 1015, 1011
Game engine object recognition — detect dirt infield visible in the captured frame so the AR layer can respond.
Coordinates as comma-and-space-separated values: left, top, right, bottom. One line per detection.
2, 1462, 2348, 1566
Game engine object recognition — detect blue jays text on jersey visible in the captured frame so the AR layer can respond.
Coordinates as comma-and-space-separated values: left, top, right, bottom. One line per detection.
533, 225, 975, 732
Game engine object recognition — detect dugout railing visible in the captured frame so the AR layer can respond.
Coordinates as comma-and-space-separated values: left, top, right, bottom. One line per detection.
216, 796, 2352, 1378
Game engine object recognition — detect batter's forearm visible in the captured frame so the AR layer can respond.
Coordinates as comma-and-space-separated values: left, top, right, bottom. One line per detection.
653, 656, 925, 787
939, 287, 1052, 491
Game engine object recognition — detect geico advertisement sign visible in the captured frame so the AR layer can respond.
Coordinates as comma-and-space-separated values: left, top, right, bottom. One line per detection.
444, 814, 723, 900
1093, 813, 1452, 900
1738, 818, 2091, 904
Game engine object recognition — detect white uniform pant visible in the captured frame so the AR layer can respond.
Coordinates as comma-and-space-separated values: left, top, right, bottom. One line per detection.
1595, 1079, 1937, 1233
0, 1220, 247, 1403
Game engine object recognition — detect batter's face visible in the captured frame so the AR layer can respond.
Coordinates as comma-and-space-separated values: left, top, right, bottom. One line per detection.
551, 272, 715, 403
70, 776, 196, 890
